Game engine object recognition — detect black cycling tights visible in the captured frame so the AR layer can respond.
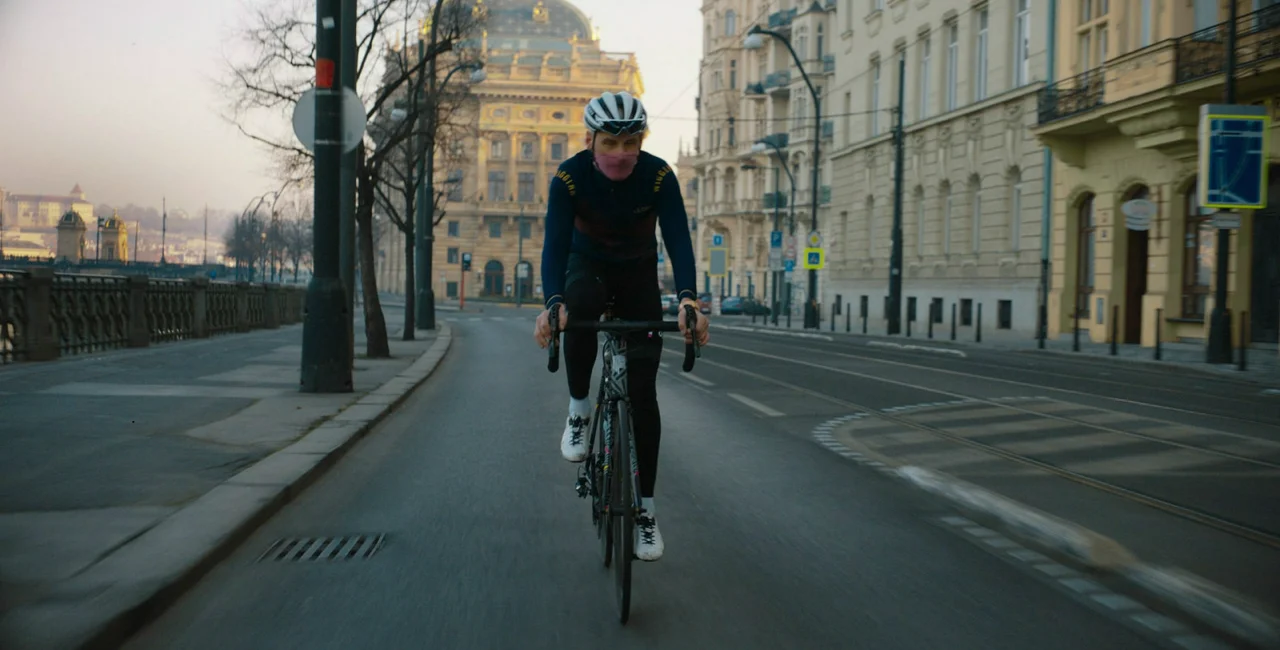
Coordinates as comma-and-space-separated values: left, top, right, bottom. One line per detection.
563, 254, 663, 499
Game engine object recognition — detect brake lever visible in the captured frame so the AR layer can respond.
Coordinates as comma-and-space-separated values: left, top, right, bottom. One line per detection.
546, 307, 560, 373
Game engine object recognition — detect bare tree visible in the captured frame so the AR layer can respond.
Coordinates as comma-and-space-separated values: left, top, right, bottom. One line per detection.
372, 37, 481, 339
282, 198, 313, 282
224, 212, 269, 280
220, 0, 485, 358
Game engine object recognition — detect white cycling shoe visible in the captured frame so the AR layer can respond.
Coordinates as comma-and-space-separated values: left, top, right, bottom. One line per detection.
561, 414, 589, 463
635, 511, 664, 561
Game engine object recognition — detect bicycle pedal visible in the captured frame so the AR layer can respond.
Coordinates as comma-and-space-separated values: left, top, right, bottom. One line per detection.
573, 477, 590, 498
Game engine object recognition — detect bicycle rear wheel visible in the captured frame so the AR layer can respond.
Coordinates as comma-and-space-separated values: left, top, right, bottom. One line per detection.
611, 400, 635, 624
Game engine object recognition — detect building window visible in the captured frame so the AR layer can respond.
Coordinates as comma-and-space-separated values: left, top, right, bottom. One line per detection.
942, 182, 953, 255
725, 9, 737, 35
446, 281, 458, 298
1140, 0, 1153, 46
730, 60, 738, 89
1010, 170, 1023, 251
729, 124, 736, 146
919, 35, 931, 120
519, 219, 532, 239
998, 299, 1013, 329
961, 298, 974, 326
870, 58, 881, 136
1183, 185, 1214, 318
1077, 193, 1096, 317
447, 220, 460, 237
447, 170, 464, 202
1076, 0, 1109, 71
487, 171, 506, 200
490, 138, 506, 159
515, 173, 533, 202
488, 221, 502, 238
932, 297, 944, 323
971, 175, 982, 253
866, 196, 876, 257
550, 141, 565, 160
817, 24, 825, 58
1014, 0, 1031, 86
945, 22, 959, 111
843, 91, 852, 145
447, 247, 459, 264
974, 8, 989, 101
521, 141, 535, 160
873, 0, 884, 11
915, 188, 926, 256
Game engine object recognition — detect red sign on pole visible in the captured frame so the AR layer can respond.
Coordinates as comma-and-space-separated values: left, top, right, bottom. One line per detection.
316, 59, 336, 89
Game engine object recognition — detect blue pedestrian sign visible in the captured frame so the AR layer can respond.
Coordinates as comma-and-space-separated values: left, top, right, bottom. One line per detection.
770, 230, 783, 248
784, 259, 795, 273
712, 233, 724, 247
1198, 104, 1270, 210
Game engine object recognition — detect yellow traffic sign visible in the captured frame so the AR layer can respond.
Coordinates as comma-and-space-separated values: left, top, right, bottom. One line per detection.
802, 248, 825, 270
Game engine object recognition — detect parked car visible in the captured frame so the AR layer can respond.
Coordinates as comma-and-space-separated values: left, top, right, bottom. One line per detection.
719, 297, 770, 316
663, 294, 680, 315
697, 293, 712, 314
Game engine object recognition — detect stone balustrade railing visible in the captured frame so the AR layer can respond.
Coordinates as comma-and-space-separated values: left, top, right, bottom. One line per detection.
0, 268, 306, 364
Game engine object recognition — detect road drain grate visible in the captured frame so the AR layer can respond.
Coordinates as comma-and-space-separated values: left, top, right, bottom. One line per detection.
257, 534, 385, 562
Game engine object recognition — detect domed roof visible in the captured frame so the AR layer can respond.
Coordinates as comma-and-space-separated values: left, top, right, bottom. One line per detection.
101, 209, 126, 230
59, 210, 85, 226
482, 0, 592, 41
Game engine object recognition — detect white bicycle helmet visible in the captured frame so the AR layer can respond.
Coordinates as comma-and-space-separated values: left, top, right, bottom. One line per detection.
583, 91, 648, 136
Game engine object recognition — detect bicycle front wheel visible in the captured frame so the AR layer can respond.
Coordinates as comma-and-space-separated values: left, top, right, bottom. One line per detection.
611, 400, 635, 624
595, 400, 612, 568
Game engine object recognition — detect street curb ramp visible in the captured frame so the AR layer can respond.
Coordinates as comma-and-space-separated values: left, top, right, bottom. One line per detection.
897, 466, 1280, 650
0, 324, 454, 650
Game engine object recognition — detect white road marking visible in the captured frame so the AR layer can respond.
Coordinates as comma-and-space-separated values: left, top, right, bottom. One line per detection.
726, 392, 784, 417
39, 382, 287, 399
867, 340, 968, 357
682, 373, 714, 387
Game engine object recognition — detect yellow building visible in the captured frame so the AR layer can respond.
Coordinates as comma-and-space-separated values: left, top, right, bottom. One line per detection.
376, 0, 644, 302
3, 184, 95, 230
1033, 0, 1280, 349
98, 211, 129, 262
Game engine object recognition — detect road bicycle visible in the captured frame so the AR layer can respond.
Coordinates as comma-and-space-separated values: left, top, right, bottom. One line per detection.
546, 303, 700, 624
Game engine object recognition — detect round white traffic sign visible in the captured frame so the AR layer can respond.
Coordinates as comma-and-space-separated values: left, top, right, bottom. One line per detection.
292, 87, 368, 154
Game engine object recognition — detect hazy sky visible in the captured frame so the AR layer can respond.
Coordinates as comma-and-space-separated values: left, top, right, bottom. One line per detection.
0, 0, 701, 216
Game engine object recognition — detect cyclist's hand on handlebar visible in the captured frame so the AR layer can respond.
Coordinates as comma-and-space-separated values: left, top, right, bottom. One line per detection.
534, 303, 568, 348
678, 300, 710, 347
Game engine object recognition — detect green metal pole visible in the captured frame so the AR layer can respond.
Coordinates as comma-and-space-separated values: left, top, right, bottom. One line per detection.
340, 0, 357, 360
415, 15, 441, 330
301, 0, 354, 393
1206, 0, 1239, 363
887, 56, 905, 335
1038, 0, 1058, 349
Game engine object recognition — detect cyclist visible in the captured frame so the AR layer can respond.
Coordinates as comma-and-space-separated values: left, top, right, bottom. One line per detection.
533, 90, 709, 562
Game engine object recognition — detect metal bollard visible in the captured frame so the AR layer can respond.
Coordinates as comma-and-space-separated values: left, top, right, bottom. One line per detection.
862, 313, 868, 334
976, 303, 983, 343
1110, 304, 1119, 356
928, 307, 934, 339
831, 304, 836, 332
1154, 308, 1162, 360
950, 303, 957, 341
906, 315, 912, 338
846, 308, 851, 333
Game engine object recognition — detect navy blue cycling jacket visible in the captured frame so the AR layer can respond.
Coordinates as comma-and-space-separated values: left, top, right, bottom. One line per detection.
540, 149, 698, 310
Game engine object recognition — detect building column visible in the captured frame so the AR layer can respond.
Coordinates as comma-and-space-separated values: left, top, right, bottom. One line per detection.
507, 132, 518, 201
536, 134, 549, 200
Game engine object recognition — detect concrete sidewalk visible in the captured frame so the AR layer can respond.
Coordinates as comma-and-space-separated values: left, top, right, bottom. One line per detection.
0, 308, 454, 649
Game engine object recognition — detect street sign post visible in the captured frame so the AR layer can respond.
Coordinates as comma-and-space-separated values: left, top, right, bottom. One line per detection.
807, 230, 822, 248
1198, 104, 1270, 210
293, 87, 368, 154
802, 248, 825, 270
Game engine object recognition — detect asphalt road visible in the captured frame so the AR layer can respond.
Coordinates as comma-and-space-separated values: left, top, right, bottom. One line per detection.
122, 313, 1204, 650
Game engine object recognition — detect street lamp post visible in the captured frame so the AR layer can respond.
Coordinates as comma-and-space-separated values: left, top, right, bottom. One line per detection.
413, 22, 486, 331
745, 24, 823, 329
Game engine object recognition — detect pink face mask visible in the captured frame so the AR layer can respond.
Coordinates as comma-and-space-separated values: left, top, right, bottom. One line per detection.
594, 151, 639, 181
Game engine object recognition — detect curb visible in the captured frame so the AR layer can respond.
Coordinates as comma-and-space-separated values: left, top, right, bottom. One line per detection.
0, 324, 454, 650
894, 465, 1280, 649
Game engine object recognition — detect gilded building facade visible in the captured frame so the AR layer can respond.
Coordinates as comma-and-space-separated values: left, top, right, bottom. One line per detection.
1033, 0, 1280, 348
686, 0, 838, 313
376, 0, 643, 302
825, 0, 1048, 335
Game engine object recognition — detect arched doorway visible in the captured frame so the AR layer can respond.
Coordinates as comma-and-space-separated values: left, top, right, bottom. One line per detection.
1120, 185, 1153, 344
483, 260, 504, 297
516, 260, 534, 301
